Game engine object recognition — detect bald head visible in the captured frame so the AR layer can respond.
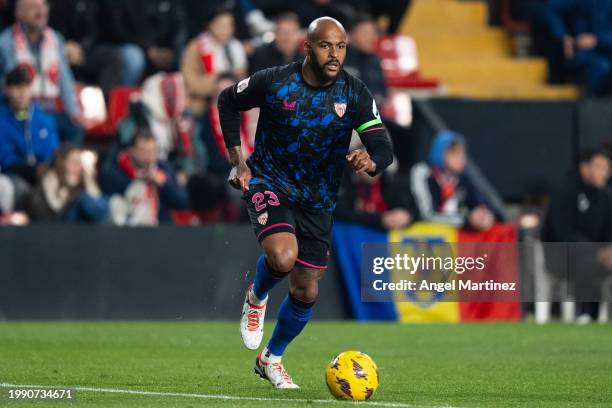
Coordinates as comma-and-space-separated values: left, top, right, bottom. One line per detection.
303, 17, 347, 85
307, 17, 346, 43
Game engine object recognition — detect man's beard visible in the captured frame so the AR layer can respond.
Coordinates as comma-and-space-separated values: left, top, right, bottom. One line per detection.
308, 50, 341, 82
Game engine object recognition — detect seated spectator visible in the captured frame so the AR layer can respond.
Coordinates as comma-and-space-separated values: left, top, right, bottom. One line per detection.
200, 72, 255, 177
367, 0, 411, 34
543, 148, 612, 242
410, 131, 495, 231
29, 144, 109, 223
249, 12, 302, 74
100, 0, 187, 85
344, 13, 388, 107
181, 5, 247, 119
542, 148, 612, 322
113, 72, 203, 179
49, 0, 122, 96
183, 0, 272, 40
0, 64, 59, 211
100, 128, 189, 225
535, 0, 612, 96
343, 12, 414, 168
0, 0, 84, 143
193, 72, 255, 215
335, 152, 414, 231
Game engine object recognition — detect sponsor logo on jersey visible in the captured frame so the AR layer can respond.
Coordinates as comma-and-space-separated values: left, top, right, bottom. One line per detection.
372, 100, 380, 119
282, 99, 297, 110
257, 211, 269, 225
334, 102, 347, 117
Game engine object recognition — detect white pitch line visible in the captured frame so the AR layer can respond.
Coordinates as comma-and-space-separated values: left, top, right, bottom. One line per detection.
0, 383, 459, 408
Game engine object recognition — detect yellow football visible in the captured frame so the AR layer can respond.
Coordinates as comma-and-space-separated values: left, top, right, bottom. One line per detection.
325, 351, 379, 400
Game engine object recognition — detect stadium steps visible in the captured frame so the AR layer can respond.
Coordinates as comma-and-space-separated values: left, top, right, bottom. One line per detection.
401, 0, 578, 100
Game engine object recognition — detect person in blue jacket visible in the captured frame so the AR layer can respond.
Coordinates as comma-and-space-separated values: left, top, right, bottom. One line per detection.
536, 0, 612, 95
409, 130, 495, 231
0, 0, 84, 143
0, 64, 59, 210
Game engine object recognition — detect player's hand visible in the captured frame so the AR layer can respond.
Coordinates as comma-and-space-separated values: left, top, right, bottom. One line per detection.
346, 149, 376, 174
228, 161, 251, 192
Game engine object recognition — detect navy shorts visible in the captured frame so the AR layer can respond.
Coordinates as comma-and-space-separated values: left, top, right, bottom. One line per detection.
243, 183, 332, 270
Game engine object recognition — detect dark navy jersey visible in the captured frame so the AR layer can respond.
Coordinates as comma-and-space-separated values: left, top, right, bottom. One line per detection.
218, 60, 393, 211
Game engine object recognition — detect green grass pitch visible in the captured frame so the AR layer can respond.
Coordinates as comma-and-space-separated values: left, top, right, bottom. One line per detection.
1, 321, 611, 407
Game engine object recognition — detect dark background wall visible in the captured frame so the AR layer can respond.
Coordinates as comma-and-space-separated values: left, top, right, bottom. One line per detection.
0, 225, 350, 320
431, 99, 576, 201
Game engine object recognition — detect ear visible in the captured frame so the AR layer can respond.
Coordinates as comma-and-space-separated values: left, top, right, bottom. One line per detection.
303, 40, 311, 54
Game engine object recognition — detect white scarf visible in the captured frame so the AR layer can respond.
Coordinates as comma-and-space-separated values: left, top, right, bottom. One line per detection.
196, 32, 246, 74
13, 23, 61, 104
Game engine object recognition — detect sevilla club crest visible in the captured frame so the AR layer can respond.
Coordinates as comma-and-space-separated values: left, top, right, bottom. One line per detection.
257, 211, 269, 225
334, 102, 347, 118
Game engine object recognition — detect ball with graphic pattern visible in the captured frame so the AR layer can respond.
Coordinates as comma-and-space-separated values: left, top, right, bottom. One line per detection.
325, 351, 379, 400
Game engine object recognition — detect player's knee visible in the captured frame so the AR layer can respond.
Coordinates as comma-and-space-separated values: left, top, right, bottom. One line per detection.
291, 284, 318, 304
266, 246, 297, 273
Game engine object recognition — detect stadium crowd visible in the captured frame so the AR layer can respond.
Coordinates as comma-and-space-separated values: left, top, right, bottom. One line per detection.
0, 0, 609, 233
501, 0, 612, 96
0, 0, 423, 227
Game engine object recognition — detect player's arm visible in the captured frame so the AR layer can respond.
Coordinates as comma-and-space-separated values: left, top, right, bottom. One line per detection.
217, 70, 268, 191
349, 85, 393, 176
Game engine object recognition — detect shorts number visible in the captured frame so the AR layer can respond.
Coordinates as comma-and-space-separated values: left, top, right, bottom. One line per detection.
252, 191, 280, 212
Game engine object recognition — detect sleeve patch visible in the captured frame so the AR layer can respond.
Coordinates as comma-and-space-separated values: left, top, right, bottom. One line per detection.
237, 77, 250, 93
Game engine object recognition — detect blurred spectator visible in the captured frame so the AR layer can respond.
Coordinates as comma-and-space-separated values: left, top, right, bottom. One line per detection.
543, 148, 612, 242
0, 0, 84, 143
535, 0, 612, 96
367, 0, 411, 34
100, 128, 189, 225
335, 157, 414, 231
242, 0, 275, 36
29, 144, 109, 222
181, 5, 247, 119
344, 13, 387, 108
114, 72, 204, 178
410, 131, 495, 231
100, 0, 187, 85
183, 0, 273, 40
0, 64, 59, 211
249, 12, 302, 74
200, 72, 254, 177
194, 72, 254, 214
542, 148, 612, 322
48, 0, 122, 96
343, 12, 415, 164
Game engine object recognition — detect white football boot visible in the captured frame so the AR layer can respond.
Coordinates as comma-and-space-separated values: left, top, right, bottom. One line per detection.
240, 284, 266, 350
254, 351, 300, 389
